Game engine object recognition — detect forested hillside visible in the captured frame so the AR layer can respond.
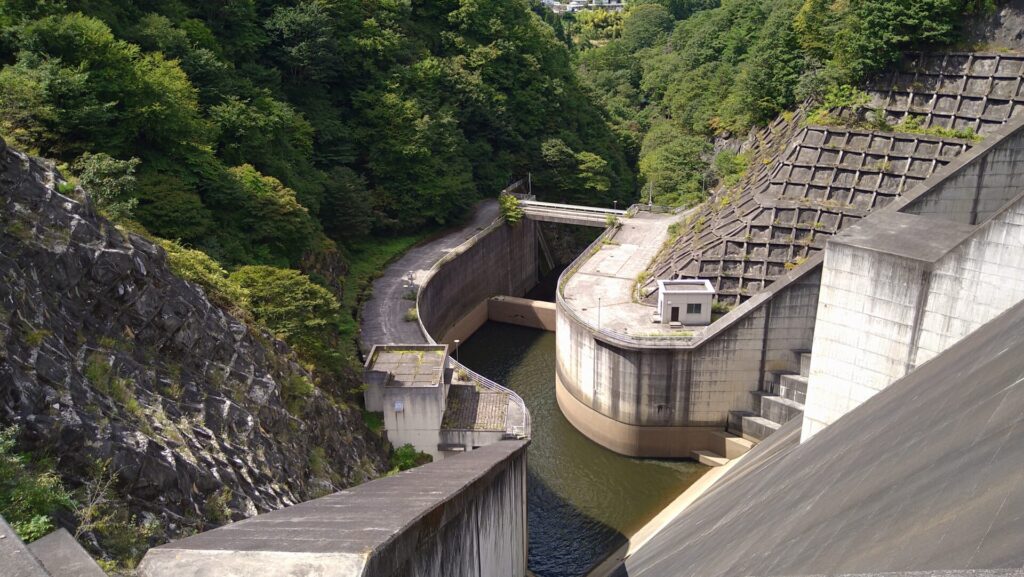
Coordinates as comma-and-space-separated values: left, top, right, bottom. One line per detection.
0, 0, 635, 373
569, 0, 993, 206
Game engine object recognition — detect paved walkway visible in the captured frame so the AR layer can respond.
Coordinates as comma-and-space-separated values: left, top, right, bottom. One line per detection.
359, 200, 500, 354
562, 211, 683, 336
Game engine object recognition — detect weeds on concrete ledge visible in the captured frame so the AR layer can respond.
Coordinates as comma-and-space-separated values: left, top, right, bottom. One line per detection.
499, 193, 524, 224
403, 307, 418, 322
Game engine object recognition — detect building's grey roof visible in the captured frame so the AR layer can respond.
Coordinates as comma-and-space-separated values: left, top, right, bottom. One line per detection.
646, 52, 1024, 305
613, 297, 1024, 577
366, 346, 446, 388
441, 385, 509, 431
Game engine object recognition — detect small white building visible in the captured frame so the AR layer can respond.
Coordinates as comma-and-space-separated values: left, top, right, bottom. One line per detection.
656, 279, 715, 326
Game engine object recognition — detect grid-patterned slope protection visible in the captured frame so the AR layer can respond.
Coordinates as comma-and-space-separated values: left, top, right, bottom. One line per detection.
645, 52, 1024, 305
865, 52, 1024, 135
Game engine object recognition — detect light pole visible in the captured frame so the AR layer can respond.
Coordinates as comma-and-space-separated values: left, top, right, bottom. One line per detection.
453, 339, 460, 364
613, 200, 618, 211
597, 297, 602, 329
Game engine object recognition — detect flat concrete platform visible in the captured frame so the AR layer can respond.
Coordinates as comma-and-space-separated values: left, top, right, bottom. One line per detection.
830, 210, 977, 263
613, 297, 1024, 577
28, 528, 107, 577
562, 211, 697, 337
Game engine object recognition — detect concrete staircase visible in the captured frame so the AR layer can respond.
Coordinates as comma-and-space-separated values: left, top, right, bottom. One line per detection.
727, 351, 810, 444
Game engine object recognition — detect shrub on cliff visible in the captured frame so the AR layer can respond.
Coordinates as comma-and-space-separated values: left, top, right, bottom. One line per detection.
0, 426, 74, 542
230, 265, 343, 373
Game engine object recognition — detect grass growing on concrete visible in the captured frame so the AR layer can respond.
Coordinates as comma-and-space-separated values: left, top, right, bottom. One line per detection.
338, 233, 434, 362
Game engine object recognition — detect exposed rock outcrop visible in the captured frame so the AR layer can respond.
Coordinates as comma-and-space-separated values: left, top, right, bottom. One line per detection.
0, 139, 388, 552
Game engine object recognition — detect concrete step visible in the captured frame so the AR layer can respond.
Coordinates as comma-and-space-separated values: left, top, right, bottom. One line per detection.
760, 395, 805, 424
750, 390, 767, 413
711, 430, 755, 459
800, 352, 812, 378
779, 373, 809, 403
727, 410, 755, 437
692, 450, 730, 467
741, 415, 781, 442
28, 528, 107, 577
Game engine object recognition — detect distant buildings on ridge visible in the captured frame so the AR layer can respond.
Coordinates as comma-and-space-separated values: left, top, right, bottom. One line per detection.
542, 0, 626, 14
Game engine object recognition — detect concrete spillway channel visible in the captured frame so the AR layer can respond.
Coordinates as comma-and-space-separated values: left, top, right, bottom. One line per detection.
362, 198, 709, 577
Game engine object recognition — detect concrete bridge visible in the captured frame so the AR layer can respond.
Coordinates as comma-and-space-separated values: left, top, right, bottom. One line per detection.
519, 199, 627, 227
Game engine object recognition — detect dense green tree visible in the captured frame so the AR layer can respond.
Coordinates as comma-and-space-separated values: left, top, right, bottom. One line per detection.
72, 152, 141, 221
229, 265, 343, 372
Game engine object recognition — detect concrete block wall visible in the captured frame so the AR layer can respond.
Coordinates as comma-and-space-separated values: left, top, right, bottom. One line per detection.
420, 220, 538, 344
903, 126, 1024, 224
803, 192, 1024, 440
916, 197, 1024, 365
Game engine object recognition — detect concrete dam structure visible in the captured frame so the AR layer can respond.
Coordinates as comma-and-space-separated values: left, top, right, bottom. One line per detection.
555, 52, 1024, 460
73, 48, 1024, 577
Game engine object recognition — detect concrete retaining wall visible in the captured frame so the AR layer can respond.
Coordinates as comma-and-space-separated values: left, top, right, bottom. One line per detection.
803, 192, 1024, 439
488, 296, 556, 331
555, 267, 820, 457
139, 440, 529, 577
419, 220, 538, 345
903, 126, 1024, 224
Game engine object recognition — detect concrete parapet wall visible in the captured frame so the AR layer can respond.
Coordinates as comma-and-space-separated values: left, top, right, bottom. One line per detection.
139, 440, 529, 577
903, 123, 1024, 224
419, 220, 538, 345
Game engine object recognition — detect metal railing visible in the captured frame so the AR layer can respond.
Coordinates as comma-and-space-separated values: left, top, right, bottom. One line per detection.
448, 358, 531, 439
519, 199, 628, 216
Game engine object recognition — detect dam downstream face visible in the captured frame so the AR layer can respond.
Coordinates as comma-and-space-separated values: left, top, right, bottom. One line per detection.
458, 321, 705, 577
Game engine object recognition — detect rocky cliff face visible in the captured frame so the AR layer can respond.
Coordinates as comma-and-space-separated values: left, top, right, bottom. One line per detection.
0, 140, 388, 554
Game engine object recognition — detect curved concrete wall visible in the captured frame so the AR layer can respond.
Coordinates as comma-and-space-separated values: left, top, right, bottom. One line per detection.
555, 264, 821, 457
419, 219, 538, 344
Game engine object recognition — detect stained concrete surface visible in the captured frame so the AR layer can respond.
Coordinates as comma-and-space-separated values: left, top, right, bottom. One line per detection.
28, 529, 107, 577
359, 199, 499, 354
1, 515, 50, 577
140, 440, 528, 577
613, 297, 1024, 577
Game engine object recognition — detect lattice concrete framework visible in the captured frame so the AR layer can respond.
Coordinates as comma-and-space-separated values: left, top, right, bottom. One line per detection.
645, 52, 1024, 305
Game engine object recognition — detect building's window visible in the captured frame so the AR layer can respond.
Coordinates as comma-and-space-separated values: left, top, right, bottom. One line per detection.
686, 303, 702, 315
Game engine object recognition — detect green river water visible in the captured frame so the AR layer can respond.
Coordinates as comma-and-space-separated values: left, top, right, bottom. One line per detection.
458, 321, 706, 577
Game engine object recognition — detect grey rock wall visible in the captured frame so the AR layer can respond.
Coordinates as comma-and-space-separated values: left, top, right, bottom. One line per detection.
0, 141, 388, 554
